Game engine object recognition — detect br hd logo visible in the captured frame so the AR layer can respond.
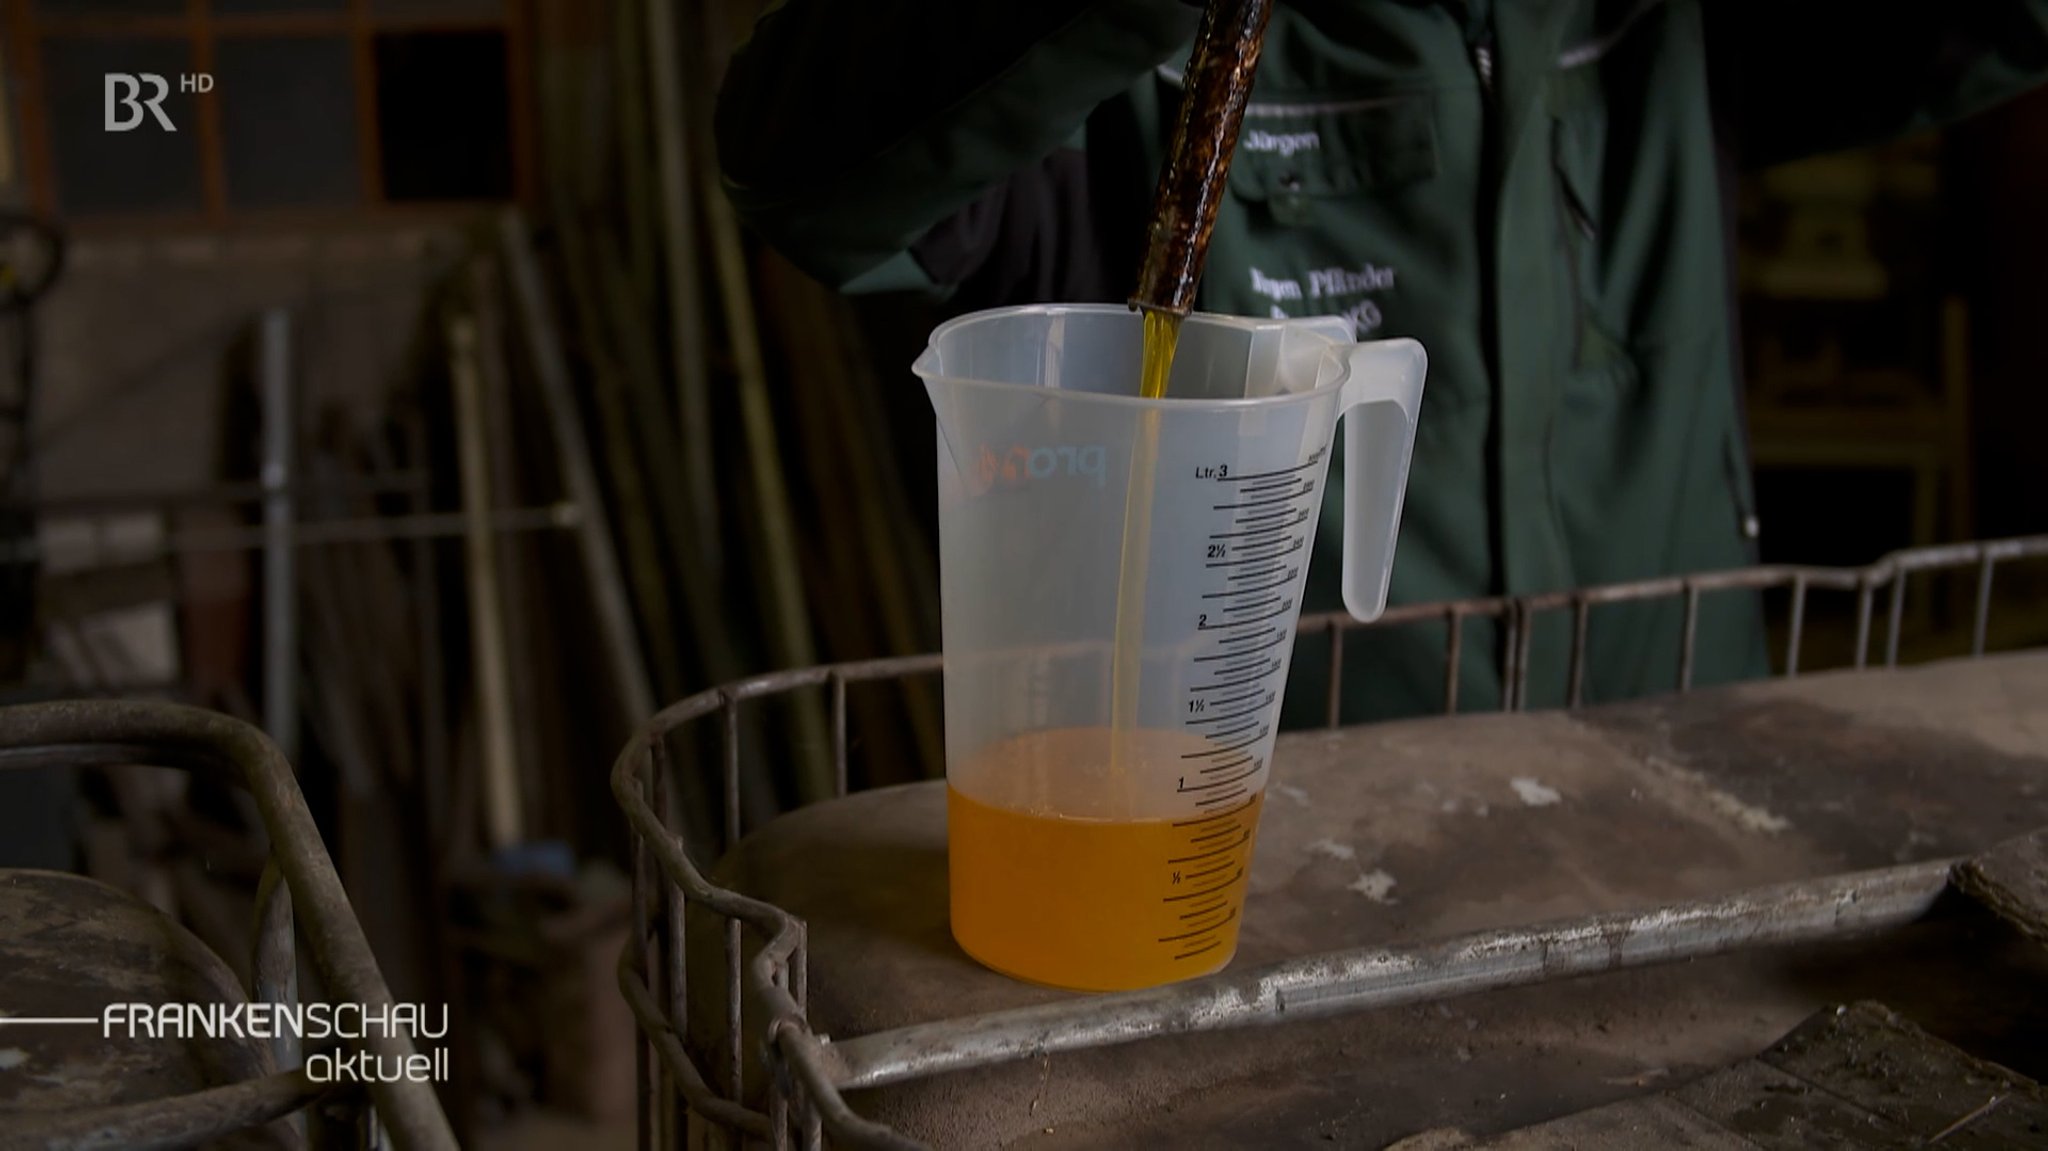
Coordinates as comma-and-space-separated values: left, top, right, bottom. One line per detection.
104, 72, 213, 132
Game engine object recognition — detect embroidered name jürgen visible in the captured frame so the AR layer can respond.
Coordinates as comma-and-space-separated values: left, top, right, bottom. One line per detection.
1242, 129, 1320, 157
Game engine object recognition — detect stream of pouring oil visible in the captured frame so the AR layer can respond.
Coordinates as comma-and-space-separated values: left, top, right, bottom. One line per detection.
1107, 309, 1183, 777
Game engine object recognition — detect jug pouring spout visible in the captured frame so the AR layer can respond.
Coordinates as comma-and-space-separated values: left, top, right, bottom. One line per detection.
915, 347, 968, 474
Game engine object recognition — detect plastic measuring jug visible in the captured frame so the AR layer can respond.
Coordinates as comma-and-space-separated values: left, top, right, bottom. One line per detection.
915, 304, 1425, 992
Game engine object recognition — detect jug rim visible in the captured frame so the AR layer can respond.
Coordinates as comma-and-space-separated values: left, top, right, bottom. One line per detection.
914, 303, 1353, 411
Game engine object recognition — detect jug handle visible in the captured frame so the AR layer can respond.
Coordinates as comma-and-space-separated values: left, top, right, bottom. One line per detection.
1336, 339, 1427, 621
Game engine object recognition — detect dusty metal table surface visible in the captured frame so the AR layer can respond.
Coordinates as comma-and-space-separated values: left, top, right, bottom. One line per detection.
704, 652, 2048, 1148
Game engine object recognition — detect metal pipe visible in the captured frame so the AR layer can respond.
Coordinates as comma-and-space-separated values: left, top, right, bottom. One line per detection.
1885, 571, 1907, 668
2, 471, 427, 516
1973, 555, 1995, 657
1678, 583, 1699, 691
773, 1023, 925, 1151
449, 314, 522, 849
1567, 598, 1589, 707
1499, 605, 1520, 713
1787, 574, 1808, 676
499, 211, 658, 726
1853, 581, 1875, 670
823, 859, 1953, 1092
1443, 609, 1462, 714
830, 672, 849, 797
0, 503, 578, 567
644, 0, 723, 577
259, 309, 296, 763
1324, 618, 1343, 728
614, 945, 772, 1137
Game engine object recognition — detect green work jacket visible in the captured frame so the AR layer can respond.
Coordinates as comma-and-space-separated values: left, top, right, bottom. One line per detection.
716, 0, 2048, 722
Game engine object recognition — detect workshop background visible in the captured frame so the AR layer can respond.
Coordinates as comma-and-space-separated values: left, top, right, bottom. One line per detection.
0, 0, 2044, 1145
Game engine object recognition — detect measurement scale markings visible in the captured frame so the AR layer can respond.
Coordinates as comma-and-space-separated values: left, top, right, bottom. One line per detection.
1207, 690, 1268, 711
1236, 506, 1310, 525
1174, 939, 1225, 962
1197, 614, 1273, 632
1205, 600, 1297, 629
1208, 626, 1279, 647
1244, 476, 1315, 496
1219, 458, 1319, 483
1167, 831, 1251, 864
1187, 819, 1251, 844
1184, 713, 1261, 732
1171, 918, 1231, 943
1220, 452, 1318, 479
1173, 798, 1259, 827
1210, 522, 1295, 541
1213, 488, 1313, 511
1185, 727, 1269, 758
1232, 536, 1303, 559
1159, 910, 1237, 945
1234, 506, 1297, 526
1207, 541, 1303, 567
1183, 859, 1238, 882
1225, 595, 1282, 616
1211, 656, 1275, 679
1196, 712, 1253, 737
1163, 868, 1243, 900
1186, 704, 1265, 726
1237, 602, 1299, 626
1203, 576, 1289, 599
1191, 662, 1281, 691
1185, 767, 1261, 793
1175, 894, 1229, 917
1227, 562, 1286, 580
1196, 787, 1251, 807
1168, 906, 1235, 936
1199, 753, 1254, 775
1239, 476, 1308, 497
1199, 634, 1290, 665
1190, 664, 1283, 692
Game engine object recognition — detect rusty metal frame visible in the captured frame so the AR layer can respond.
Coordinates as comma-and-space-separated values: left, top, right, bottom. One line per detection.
612, 535, 2048, 1151
0, 700, 457, 1150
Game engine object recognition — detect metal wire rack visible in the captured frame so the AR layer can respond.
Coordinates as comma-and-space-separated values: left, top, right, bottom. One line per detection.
612, 535, 2048, 1150
0, 700, 457, 1150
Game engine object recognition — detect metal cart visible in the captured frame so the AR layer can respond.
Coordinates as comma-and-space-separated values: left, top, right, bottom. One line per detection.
0, 700, 457, 1150
615, 536, 2048, 1148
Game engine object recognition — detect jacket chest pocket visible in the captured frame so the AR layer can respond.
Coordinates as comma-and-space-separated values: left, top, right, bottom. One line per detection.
1225, 94, 1441, 226
1196, 91, 1448, 340
1549, 66, 1627, 380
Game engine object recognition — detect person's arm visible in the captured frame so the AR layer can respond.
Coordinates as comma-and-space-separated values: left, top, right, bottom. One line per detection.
714, 1, 1198, 292
1706, 0, 2048, 168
